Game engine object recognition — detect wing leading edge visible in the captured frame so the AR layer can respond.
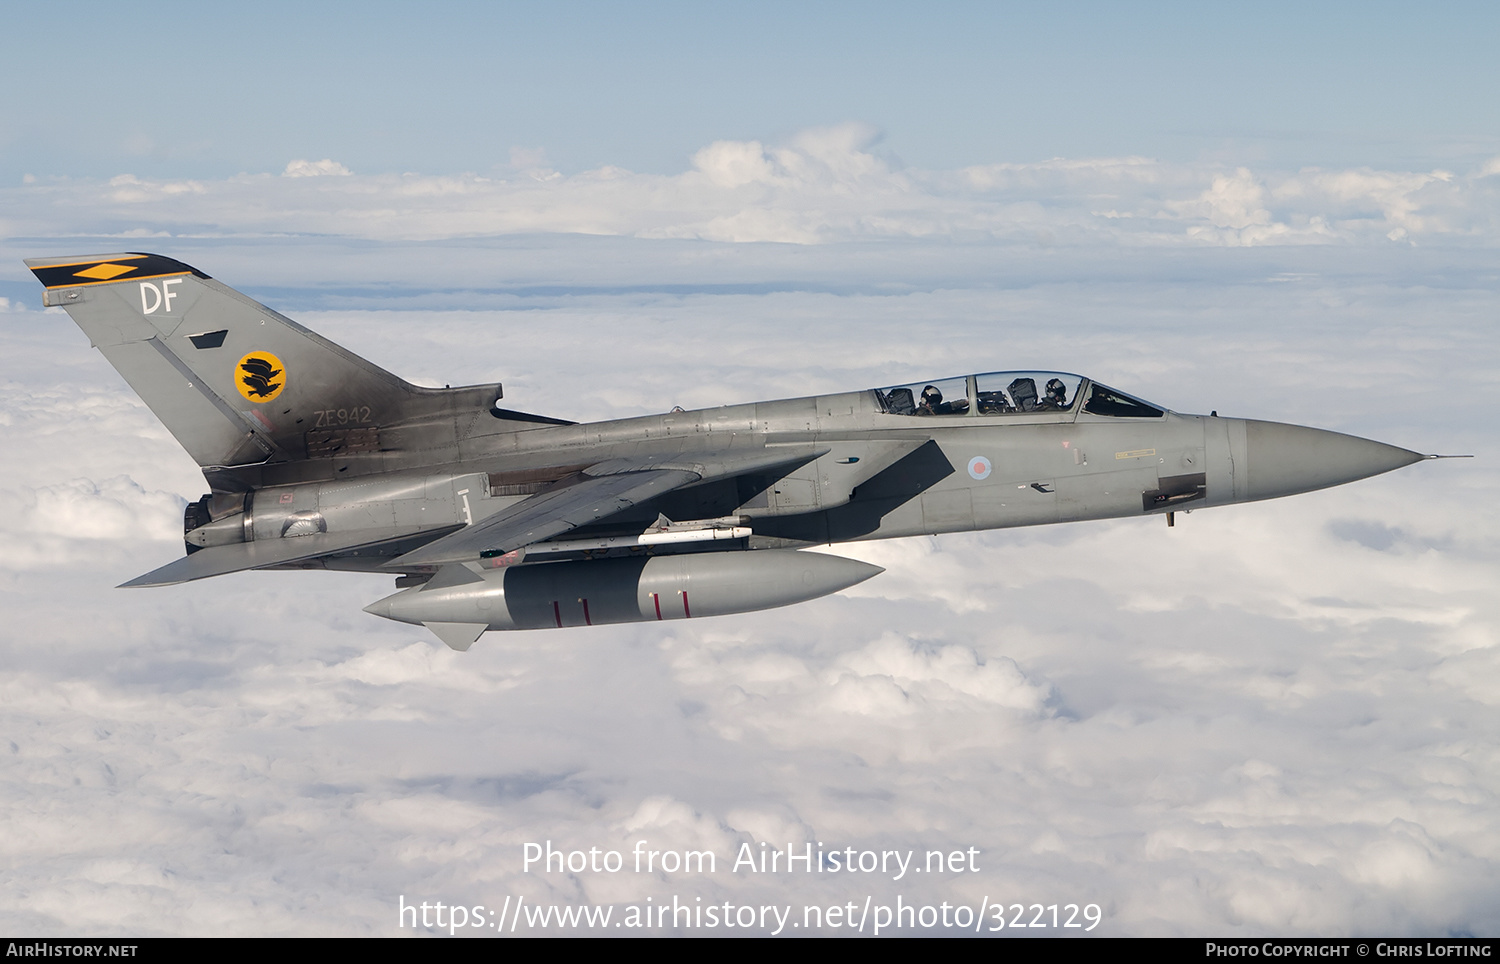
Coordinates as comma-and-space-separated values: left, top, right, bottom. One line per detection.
386, 468, 698, 567
385, 444, 830, 568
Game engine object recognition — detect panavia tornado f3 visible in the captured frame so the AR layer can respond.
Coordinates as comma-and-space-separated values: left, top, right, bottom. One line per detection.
25, 253, 1441, 649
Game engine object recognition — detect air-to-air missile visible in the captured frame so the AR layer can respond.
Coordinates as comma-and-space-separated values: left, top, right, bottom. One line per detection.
25, 253, 1446, 649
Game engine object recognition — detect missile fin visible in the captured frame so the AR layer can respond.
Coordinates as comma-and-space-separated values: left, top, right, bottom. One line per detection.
423, 621, 488, 651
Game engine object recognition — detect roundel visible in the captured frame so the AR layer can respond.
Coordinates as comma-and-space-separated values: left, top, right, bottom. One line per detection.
967, 456, 993, 481
235, 351, 286, 403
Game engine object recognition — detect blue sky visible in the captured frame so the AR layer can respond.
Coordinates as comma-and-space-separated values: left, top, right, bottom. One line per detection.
4, 1, 1499, 182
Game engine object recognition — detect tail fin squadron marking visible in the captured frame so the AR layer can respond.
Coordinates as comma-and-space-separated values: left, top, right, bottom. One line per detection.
23, 252, 524, 473
236, 351, 285, 402
29, 253, 206, 290
72, 262, 138, 281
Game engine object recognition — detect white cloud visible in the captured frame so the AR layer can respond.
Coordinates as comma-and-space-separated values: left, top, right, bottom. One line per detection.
691, 139, 780, 189
1, 147, 1498, 936
5, 128, 1496, 246
283, 159, 353, 178
105, 173, 206, 202
1172, 168, 1272, 229
0, 477, 184, 570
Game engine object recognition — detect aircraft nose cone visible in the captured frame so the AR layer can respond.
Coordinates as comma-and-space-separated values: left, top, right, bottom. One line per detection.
1243, 420, 1424, 502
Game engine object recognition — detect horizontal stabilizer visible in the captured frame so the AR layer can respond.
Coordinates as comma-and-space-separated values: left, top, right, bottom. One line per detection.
121, 524, 459, 587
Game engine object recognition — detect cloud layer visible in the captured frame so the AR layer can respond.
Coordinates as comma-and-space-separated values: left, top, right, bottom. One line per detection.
1, 225, 1495, 936
7, 125, 1500, 247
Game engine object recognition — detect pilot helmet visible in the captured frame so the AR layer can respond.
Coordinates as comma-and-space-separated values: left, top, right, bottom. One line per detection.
1045, 378, 1066, 401
921, 385, 942, 403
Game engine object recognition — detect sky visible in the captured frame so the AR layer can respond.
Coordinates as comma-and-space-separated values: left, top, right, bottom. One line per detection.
5, 1, 1500, 182
1, 2, 1498, 938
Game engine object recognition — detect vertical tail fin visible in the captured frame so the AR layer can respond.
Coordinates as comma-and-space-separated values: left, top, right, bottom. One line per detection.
25, 253, 514, 472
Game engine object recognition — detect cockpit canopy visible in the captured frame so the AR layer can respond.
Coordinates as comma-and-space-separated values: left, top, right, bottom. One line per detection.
874, 371, 1164, 419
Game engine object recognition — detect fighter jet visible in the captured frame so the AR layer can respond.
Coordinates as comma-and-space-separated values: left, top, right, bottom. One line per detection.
24, 253, 1440, 650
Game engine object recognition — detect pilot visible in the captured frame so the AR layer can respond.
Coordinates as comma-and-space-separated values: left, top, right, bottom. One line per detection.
1041, 378, 1068, 410
916, 385, 944, 416
917, 384, 969, 416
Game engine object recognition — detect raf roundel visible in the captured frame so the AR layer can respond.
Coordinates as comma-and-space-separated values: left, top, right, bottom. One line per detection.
236, 351, 286, 403
967, 456, 993, 480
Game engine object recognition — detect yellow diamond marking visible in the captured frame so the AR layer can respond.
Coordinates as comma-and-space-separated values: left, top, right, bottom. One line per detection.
73, 263, 137, 281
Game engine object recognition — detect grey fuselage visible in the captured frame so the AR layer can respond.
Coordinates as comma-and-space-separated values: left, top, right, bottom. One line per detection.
23, 252, 1428, 640
231, 381, 1412, 574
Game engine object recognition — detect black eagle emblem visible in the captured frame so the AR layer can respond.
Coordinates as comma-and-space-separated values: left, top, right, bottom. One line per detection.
239, 357, 283, 398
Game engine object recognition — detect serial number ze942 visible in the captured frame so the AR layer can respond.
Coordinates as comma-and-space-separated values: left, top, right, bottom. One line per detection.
992, 903, 1102, 930
314, 406, 373, 427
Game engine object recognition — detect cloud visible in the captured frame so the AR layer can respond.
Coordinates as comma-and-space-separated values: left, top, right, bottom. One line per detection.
1, 142, 1498, 936
1170, 168, 1286, 243
5, 127, 1497, 246
283, 159, 353, 178
691, 140, 780, 189
0, 477, 184, 570
667, 628, 1054, 765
